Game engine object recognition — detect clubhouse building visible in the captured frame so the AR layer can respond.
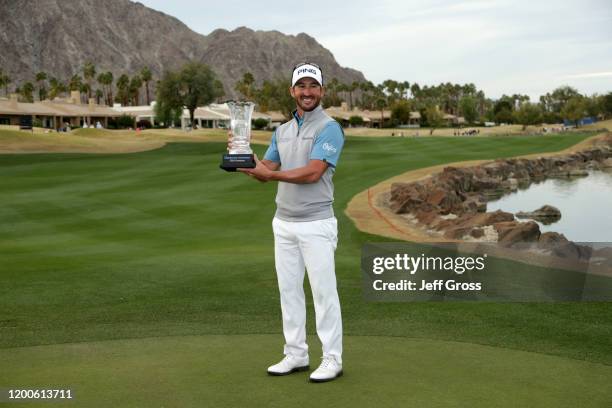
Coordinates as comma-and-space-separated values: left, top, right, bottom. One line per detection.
0, 92, 426, 130
0, 92, 118, 129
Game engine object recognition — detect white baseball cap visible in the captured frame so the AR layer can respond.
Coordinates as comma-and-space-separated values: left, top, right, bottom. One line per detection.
291, 63, 323, 87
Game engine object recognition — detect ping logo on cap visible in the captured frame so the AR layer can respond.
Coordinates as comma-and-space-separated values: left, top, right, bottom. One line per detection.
297, 67, 317, 75
292, 63, 323, 87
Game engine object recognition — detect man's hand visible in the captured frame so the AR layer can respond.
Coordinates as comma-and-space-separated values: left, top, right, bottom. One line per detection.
240, 156, 327, 184
227, 130, 233, 152
238, 154, 273, 181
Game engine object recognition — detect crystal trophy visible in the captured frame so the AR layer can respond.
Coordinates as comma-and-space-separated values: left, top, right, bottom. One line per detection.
220, 101, 256, 171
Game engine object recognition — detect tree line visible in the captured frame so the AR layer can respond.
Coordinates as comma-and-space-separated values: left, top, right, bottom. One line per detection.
0, 62, 155, 107
234, 72, 612, 129
3, 62, 612, 129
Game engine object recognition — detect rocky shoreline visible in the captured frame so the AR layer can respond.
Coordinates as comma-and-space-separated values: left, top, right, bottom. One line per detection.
386, 134, 612, 259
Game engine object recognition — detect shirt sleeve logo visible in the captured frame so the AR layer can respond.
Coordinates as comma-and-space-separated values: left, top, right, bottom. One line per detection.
322, 142, 337, 154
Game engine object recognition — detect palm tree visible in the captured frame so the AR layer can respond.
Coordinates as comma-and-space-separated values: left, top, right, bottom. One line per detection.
129, 75, 143, 105
448, 83, 461, 115
95, 89, 104, 105
48, 77, 62, 99
358, 81, 375, 109
337, 83, 349, 106
36, 72, 48, 101
348, 81, 359, 109
376, 97, 386, 128
463, 83, 477, 96
97, 73, 107, 105
140, 67, 153, 105
440, 82, 453, 114
402, 81, 410, 99
69, 74, 82, 91
327, 77, 339, 94
106, 72, 114, 106
97, 71, 114, 106
382, 79, 399, 103
80, 83, 90, 103
115, 74, 130, 106
410, 83, 420, 100
20, 82, 35, 102
475, 90, 487, 117
83, 62, 96, 99
396, 80, 410, 100
234, 71, 255, 100
2, 74, 11, 96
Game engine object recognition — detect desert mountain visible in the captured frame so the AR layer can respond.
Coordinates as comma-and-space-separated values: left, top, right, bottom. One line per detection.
0, 0, 366, 100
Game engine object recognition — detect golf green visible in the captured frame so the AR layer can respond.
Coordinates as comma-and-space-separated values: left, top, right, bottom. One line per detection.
1, 334, 610, 407
1, 132, 611, 405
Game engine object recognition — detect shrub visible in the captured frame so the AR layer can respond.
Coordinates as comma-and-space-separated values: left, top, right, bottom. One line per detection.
253, 118, 268, 130
136, 119, 152, 129
349, 115, 365, 127
542, 112, 562, 124
108, 115, 136, 129
390, 100, 411, 125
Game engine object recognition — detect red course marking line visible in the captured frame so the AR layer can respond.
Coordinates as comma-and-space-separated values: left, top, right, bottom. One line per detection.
366, 188, 412, 239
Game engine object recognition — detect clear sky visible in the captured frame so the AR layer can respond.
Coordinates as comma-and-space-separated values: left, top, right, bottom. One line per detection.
137, 0, 612, 100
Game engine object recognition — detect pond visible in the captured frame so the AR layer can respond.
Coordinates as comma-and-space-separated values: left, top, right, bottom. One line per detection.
486, 170, 612, 242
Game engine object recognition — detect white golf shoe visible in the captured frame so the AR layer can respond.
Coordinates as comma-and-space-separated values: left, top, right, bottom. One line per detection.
267, 355, 310, 376
309, 356, 343, 383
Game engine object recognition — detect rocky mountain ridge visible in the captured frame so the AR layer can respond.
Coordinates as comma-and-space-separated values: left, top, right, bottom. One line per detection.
0, 0, 365, 99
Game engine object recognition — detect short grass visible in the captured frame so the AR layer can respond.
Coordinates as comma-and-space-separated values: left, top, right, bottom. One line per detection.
1, 131, 610, 406
1, 335, 610, 408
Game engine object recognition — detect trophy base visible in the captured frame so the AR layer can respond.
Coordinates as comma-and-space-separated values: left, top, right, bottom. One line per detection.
220, 153, 256, 172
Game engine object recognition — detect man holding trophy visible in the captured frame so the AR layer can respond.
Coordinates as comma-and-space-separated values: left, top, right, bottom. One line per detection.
227, 62, 344, 382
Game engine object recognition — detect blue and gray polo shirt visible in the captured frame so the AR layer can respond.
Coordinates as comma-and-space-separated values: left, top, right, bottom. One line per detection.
264, 105, 344, 222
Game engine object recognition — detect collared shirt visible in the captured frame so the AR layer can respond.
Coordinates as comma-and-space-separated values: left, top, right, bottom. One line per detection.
263, 105, 344, 222
265, 110, 344, 169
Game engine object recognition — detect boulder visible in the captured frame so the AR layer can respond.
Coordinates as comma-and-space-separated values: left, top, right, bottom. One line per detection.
443, 210, 514, 239
456, 210, 515, 229
516, 205, 561, 224
550, 242, 593, 260
471, 176, 500, 192
470, 228, 485, 238
439, 167, 473, 192
443, 226, 472, 239
414, 210, 440, 226
462, 194, 487, 213
506, 178, 519, 191
493, 221, 520, 238
602, 158, 612, 168
592, 246, 612, 267
538, 231, 568, 244
389, 182, 426, 213
496, 221, 541, 246
567, 169, 589, 177
585, 160, 602, 171
426, 188, 463, 213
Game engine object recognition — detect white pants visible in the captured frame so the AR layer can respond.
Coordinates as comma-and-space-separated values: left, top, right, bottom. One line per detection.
272, 216, 343, 364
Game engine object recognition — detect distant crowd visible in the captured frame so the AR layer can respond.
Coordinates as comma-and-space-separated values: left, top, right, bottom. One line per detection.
454, 129, 480, 136
541, 126, 569, 133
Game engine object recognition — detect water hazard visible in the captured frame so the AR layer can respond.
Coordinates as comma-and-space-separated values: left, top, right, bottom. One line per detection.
487, 170, 612, 242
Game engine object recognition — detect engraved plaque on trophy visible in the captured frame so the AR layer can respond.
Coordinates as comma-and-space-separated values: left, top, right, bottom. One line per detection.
220, 101, 256, 172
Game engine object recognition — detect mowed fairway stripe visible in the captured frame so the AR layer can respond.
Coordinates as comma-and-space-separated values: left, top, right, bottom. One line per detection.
0, 334, 610, 408
2, 135, 612, 369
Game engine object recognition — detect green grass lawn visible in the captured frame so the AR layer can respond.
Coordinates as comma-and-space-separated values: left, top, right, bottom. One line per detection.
3, 335, 611, 408
1, 131, 611, 407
